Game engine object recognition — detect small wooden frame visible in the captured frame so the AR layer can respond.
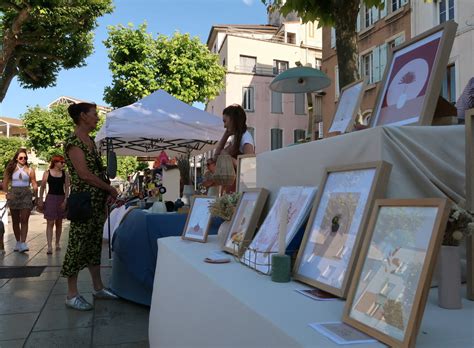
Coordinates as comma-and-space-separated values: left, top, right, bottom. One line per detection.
343, 198, 450, 348
181, 195, 215, 243
221, 188, 269, 257
236, 154, 257, 193
328, 78, 366, 134
370, 21, 457, 127
293, 161, 392, 298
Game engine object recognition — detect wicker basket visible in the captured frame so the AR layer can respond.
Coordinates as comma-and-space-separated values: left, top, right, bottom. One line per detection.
213, 155, 236, 186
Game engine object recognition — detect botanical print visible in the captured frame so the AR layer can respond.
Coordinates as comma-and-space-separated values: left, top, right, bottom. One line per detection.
184, 197, 214, 240
243, 186, 317, 273
238, 156, 256, 192
329, 81, 364, 133
224, 191, 258, 250
297, 169, 375, 289
349, 206, 438, 341
374, 30, 442, 126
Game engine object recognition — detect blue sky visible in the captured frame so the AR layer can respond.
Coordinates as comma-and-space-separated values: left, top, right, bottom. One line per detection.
0, 0, 268, 119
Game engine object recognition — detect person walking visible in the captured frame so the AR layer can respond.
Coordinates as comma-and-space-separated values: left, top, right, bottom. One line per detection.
61, 102, 119, 311
2, 149, 38, 253
38, 155, 70, 254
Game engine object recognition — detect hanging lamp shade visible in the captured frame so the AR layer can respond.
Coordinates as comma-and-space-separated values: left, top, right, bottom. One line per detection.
269, 66, 331, 93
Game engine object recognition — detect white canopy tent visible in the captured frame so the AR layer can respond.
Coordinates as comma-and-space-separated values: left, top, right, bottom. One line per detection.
95, 89, 223, 157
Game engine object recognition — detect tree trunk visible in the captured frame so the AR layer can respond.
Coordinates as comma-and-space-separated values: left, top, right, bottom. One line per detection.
333, 0, 360, 89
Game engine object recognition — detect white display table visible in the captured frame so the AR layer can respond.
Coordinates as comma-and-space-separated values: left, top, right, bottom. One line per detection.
149, 236, 474, 347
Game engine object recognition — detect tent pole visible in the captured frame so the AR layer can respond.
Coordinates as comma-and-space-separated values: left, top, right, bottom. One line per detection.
106, 138, 112, 260
194, 156, 197, 191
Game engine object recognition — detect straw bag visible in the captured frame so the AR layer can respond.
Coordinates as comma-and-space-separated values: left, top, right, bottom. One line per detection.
213, 155, 236, 186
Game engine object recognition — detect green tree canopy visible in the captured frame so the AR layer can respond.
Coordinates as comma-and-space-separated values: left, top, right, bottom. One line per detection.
103, 23, 226, 107
0, 136, 25, 179
262, 0, 384, 88
0, 0, 113, 102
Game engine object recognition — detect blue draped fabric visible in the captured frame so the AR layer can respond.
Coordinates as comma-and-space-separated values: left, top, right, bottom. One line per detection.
111, 209, 222, 305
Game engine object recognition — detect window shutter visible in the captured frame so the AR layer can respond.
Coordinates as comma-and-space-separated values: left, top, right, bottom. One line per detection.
295, 93, 305, 115
330, 27, 336, 48
335, 65, 340, 99
379, 43, 388, 81
356, 10, 361, 32
373, 47, 380, 83
271, 91, 282, 113
395, 35, 405, 46
372, 6, 379, 23
380, 0, 387, 18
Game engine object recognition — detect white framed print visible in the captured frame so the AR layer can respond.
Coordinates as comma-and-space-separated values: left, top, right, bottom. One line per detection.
182, 196, 215, 243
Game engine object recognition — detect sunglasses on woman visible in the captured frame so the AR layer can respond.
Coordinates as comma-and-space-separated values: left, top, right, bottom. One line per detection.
18, 156, 27, 160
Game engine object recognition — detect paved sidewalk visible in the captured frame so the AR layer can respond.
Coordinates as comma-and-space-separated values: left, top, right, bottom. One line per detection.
0, 212, 149, 347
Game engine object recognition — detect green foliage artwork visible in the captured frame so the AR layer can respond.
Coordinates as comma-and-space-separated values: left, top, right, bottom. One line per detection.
103, 23, 226, 108
0, 0, 114, 102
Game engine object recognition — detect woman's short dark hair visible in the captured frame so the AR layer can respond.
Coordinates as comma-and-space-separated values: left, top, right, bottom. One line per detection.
68, 102, 96, 124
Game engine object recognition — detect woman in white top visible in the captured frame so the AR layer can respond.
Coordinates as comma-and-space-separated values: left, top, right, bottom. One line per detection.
215, 104, 255, 165
214, 104, 255, 193
3, 149, 38, 253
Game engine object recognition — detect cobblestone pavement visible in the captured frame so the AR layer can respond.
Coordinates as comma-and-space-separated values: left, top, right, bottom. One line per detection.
0, 212, 149, 347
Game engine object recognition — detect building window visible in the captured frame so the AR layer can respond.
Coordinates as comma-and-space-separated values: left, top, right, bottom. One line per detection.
286, 32, 296, 44
441, 64, 456, 103
270, 128, 283, 150
273, 60, 289, 75
365, 6, 373, 27
308, 22, 314, 38
330, 27, 336, 48
271, 91, 283, 113
295, 93, 306, 115
335, 65, 340, 100
240, 55, 256, 73
315, 58, 322, 70
391, 0, 407, 12
439, 0, 455, 24
242, 87, 254, 112
294, 129, 306, 143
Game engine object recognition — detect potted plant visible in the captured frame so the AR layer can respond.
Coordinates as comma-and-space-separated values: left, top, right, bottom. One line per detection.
438, 203, 474, 309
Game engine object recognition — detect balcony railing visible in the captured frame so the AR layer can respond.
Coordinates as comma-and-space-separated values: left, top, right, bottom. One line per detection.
234, 65, 287, 76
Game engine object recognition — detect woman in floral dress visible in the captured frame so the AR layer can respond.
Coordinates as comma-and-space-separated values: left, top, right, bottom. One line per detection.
61, 102, 119, 311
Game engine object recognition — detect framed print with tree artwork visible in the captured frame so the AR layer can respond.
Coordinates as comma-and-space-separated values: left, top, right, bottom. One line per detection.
293, 161, 392, 298
371, 21, 457, 127
222, 188, 269, 257
236, 155, 257, 193
242, 186, 317, 274
182, 196, 215, 243
328, 78, 366, 134
343, 199, 450, 348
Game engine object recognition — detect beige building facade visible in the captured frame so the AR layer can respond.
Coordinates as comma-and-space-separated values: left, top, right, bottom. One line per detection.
206, 20, 323, 153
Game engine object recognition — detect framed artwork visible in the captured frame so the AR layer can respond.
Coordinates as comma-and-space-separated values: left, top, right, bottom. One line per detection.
371, 21, 457, 127
181, 196, 215, 243
222, 188, 269, 256
242, 186, 317, 274
236, 155, 257, 193
293, 162, 392, 298
328, 79, 366, 134
343, 198, 450, 348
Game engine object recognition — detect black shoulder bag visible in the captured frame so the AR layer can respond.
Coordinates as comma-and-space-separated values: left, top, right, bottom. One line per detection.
67, 142, 108, 222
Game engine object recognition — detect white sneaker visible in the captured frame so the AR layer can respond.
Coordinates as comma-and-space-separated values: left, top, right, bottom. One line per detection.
13, 241, 21, 252
19, 242, 29, 253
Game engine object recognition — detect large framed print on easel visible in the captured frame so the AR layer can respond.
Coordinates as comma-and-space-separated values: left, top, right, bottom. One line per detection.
370, 21, 457, 127
222, 188, 269, 257
293, 161, 392, 298
328, 78, 366, 134
343, 199, 450, 348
